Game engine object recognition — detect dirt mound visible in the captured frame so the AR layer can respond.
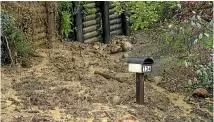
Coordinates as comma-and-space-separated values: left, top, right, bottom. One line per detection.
1, 33, 213, 122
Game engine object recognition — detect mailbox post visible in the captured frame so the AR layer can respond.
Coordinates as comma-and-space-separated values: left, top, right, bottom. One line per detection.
128, 57, 154, 104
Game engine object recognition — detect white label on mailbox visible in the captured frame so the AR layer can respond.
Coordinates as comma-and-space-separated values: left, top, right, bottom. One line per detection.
143, 65, 152, 72
128, 63, 142, 73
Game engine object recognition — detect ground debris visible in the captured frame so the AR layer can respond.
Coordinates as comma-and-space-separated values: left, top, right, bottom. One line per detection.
94, 70, 124, 83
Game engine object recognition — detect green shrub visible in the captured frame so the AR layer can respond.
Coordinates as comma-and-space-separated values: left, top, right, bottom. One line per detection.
112, 1, 178, 30
195, 61, 213, 86
157, 7, 213, 54
1, 11, 34, 66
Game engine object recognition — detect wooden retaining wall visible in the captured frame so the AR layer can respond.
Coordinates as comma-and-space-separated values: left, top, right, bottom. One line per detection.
1, 1, 130, 46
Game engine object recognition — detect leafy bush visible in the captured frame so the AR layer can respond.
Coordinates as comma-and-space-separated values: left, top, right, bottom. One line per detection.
195, 61, 213, 86
112, 1, 178, 30
177, 1, 213, 22
181, 49, 213, 87
1, 11, 33, 66
145, 1, 213, 88
156, 1, 213, 54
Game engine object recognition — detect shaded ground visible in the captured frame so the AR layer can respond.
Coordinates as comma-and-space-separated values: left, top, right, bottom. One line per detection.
1, 32, 213, 122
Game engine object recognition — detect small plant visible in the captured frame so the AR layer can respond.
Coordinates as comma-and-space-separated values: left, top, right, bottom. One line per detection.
208, 104, 213, 112
195, 61, 213, 86
59, 1, 75, 39
61, 11, 71, 38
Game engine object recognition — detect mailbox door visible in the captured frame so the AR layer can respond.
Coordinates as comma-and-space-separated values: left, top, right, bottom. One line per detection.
128, 63, 142, 73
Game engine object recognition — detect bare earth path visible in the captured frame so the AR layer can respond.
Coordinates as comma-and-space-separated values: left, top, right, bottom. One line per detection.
1, 32, 213, 122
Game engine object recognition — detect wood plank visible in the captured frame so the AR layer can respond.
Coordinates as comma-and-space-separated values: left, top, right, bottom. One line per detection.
84, 30, 102, 40
110, 18, 121, 25
110, 29, 122, 36
83, 14, 101, 21
83, 2, 96, 8
110, 23, 122, 31
84, 36, 102, 43
83, 18, 101, 28
109, 14, 120, 20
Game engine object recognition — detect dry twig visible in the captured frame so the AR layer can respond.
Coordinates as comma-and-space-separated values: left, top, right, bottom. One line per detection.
4, 36, 14, 66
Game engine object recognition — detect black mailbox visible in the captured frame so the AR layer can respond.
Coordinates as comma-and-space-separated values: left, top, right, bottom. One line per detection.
127, 56, 154, 104
128, 57, 154, 73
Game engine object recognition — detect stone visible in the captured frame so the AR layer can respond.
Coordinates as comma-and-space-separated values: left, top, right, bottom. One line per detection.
110, 45, 121, 54
112, 96, 120, 105
121, 41, 133, 52
115, 40, 121, 44
101, 44, 107, 49
193, 88, 209, 98
115, 60, 120, 63
119, 114, 138, 122
93, 45, 100, 50
21, 59, 32, 68
131, 40, 137, 44
153, 76, 163, 83
123, 53, 129, 58
187, 80, 193, 85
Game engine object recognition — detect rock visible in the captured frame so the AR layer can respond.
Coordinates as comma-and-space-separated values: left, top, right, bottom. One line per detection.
153, 76, 163, 83
21, 59, 32, 68
93, 45, 100, 50
119, 114, 138, 122
115, 60, 120, 63
110, 45, 121, 54
115, 40, 121, 44
131, 40, 137, 44
112, 96, 120, 105
193, 88, 209, 98
122, 38, 128, 41
187, 80, 193, 85
101, 44, 107, 49
123, 53, 129, 58
121, 41, 133, 52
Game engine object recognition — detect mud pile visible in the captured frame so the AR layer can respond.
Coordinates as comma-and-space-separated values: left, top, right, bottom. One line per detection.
1, 34, 213, 122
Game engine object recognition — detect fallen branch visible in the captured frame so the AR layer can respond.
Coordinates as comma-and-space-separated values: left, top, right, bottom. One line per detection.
4, 36, 14, 66
94, 70, 124, 83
